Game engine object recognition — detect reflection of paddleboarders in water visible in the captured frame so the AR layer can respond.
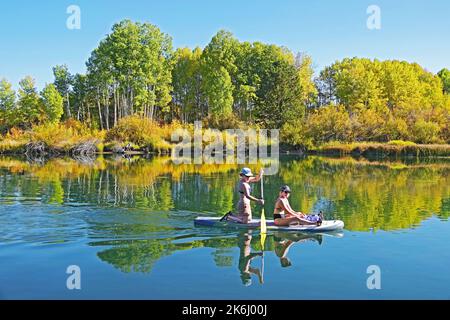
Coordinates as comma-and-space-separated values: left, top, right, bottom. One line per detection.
238, 231, 263, 286
273, 233, 323, 268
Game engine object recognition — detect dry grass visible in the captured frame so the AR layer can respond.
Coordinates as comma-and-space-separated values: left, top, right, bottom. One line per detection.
314, 141, 450, 157
105, 116, 178, 153
0, 121, 104, 155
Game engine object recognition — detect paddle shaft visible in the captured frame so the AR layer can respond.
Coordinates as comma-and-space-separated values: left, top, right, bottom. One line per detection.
260, 173, 264, 199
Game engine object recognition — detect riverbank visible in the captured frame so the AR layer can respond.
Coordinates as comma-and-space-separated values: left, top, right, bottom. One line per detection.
309, 141, 450, 157
1, 119, 450, 158
2, 139, 449, 158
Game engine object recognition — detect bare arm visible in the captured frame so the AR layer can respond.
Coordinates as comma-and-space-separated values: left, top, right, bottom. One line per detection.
248, 175, 261, 183
279, 198, 298, 216
248, 169, 264, 183
281, 198, 305, 216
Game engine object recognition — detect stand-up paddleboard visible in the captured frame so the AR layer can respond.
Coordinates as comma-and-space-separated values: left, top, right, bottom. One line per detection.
194, 217, 344, 232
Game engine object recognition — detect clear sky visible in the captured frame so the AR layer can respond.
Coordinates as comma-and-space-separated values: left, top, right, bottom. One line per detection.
1, 0, 449, 89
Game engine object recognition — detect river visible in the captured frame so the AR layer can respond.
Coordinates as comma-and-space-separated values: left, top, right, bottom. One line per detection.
0, 155, 448, 299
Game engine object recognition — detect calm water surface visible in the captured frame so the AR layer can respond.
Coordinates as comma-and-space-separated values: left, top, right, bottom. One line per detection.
0, 155, 449, 299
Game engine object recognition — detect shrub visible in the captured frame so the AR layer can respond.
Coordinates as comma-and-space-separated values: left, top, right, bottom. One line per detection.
27, 120, 103, 154
351, 109, 385, 141
305, 105, 352, 144
281, 119, 314, 150
203, 113, 245, 130
410, 119, 441, 144
105, 116, 174, 153
383, 117, 409, 141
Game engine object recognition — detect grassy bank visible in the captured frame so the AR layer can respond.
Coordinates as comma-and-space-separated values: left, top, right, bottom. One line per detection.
0, 116, 271, 157
0, 117, 177, 156
1, 120, 450, 158
312, 141, 450, 157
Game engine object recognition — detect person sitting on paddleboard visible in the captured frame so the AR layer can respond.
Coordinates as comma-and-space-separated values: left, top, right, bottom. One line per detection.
222, 168, 264, 224
273, 185, 324, 226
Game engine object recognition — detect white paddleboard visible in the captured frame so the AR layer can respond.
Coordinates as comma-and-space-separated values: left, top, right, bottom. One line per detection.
194, 217, 344, 232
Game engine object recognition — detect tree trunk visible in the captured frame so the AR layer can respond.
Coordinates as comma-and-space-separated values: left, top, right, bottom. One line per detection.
97, 88, 103, 130
66, 92, 71, 118
114, 85, 118, 126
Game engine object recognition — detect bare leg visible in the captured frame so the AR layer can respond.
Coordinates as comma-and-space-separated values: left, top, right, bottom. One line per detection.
227, 214, 244, 223
227, 214, 250, 224
275, 216, 317, 226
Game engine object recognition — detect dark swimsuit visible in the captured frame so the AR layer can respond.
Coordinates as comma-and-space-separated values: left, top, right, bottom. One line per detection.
273, 199, 285, 220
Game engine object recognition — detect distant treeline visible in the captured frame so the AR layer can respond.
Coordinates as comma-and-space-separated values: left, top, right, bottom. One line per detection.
0, 19, 449, 147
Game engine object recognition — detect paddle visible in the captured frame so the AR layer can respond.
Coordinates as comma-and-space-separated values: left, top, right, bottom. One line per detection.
260, 172, 267, 247
260, 171, 266, 283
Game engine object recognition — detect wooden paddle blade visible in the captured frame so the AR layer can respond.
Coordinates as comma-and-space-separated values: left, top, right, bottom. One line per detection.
260, 210, 267, 234
260, 209, 267, 250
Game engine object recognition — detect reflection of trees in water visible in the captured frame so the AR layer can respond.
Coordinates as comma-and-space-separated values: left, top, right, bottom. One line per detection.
172, 173, 236, 213
0, 156, 237, 212
2, 155, 447, 277
213, 248, 234, 267
93, 231, 325, 278
279, 157, 450, 231
0, 155, 448, 231
96, 239, 192, 274
94, 236, 238, 274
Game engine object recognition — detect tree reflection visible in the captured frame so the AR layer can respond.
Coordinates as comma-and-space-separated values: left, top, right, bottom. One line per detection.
0, 155, 448, 231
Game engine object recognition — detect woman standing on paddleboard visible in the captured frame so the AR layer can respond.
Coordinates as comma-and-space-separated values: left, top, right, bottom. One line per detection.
223, 168, 264, 224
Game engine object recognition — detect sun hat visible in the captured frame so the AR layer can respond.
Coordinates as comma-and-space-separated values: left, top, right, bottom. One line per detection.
240, 168, 254, 177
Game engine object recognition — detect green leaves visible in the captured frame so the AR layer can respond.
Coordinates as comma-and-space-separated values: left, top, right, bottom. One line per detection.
18, 76, 41, 127
41, 84, 64, 124
52, 65, 72, 118
1, 20, 449, 147
310, 58, 450, 144
86, 20, 174, 123
438, 68, 450, 94
0, 79, 16, 131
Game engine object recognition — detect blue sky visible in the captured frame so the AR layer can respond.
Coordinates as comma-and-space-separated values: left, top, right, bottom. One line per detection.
1, 0, 449, 89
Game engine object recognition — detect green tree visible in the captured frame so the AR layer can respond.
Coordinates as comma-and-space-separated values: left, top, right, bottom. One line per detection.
201, 30, 238, 117
172, 47, 204, 122
233, 42, 306, 128
17, 76, 41, 127
202, 66, 234, 116
53, 65, 73, 119
309, 58, 449, 145
71, 73, 90, 123
255, 58, 305, 128
86, 20, 174, 129
438, 68, 450, 94
295, 53, 318, 108
0, 79, 16, 131
41, 83, 64, 123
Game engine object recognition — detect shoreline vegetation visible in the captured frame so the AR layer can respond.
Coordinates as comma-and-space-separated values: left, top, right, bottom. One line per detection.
0, 118, 448, 158
1, 20, 449, 158
309, 141, 450, 157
